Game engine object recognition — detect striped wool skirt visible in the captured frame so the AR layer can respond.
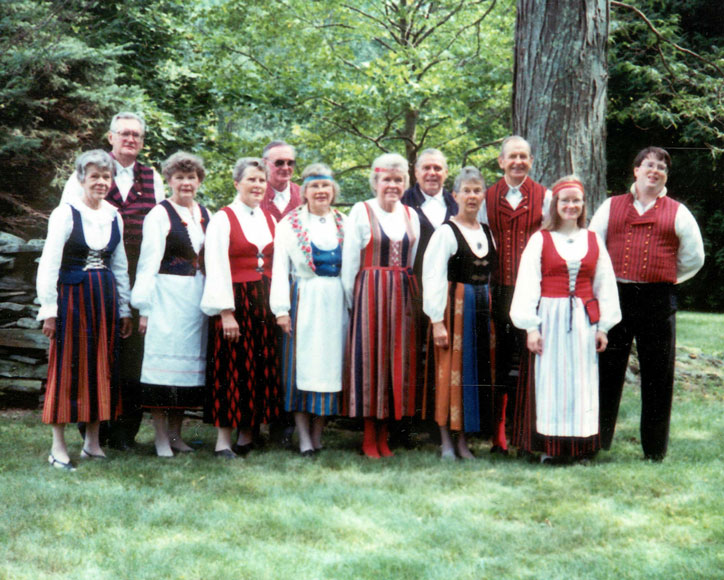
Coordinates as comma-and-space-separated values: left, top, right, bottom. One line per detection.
204, 278, 282, 429
42, 270, 121, 424
281, 278, 342, 416
344, 266, 417, 420
512, 296, 600, 458
430, 282, 494, 435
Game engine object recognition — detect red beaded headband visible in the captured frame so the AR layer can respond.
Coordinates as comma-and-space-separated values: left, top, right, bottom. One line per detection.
552, 180, 585, 196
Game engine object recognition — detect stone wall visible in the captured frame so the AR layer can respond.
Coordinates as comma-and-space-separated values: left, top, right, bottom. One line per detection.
0, 232, 47, 407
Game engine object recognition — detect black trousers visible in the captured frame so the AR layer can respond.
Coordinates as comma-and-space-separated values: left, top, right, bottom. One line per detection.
491, 285, 526, 392
109, 324, 144, 444
598, 283, 677, 458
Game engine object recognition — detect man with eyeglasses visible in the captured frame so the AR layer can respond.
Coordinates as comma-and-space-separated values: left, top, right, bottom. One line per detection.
60, 111, 165, 450
260, 141, 301, 221
590, 146, 704, 461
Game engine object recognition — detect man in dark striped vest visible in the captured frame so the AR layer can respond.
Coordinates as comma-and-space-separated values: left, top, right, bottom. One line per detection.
590, 147, 704, 461
61, 112, 165, 450
479, 136, 551, 455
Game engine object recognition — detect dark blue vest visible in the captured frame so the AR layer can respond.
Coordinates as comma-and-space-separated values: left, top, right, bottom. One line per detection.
158, 200, 210, 276
311, 242, 341, 277
58, 206, 121, 285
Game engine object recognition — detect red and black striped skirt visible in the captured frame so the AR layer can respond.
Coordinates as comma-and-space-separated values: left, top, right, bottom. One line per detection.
204, 278, 281, 429
42, 270, 121, 424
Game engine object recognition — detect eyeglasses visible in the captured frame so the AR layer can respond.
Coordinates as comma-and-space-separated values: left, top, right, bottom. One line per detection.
114, 131, 144, 140
273, 159, 295, 168
640, 161, 668, 173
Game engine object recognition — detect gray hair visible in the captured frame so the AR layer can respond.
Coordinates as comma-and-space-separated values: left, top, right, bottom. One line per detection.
233, 157, 268, 182
262, 140, 296, 159
109, 112, 146, 135
415, 148, 448, 171
499, 135, 531, 158
162, 151, 206, 182
300, 163, 339, 204
75, 149, 114, 182
453, 166, 486, 193
369, 153, 409, 192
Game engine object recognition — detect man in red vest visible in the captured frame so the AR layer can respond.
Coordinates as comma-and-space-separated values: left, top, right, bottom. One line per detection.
590, 147, 704, 461
260, 141, 302, 221
480, 136, 551, 455
61, 112, 165, 450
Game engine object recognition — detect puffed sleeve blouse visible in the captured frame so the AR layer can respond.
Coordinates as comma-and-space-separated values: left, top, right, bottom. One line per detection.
509, 229, 622, 334
200, 196, 275, 317
36, 200, 131, 321
340, 198, 421, 309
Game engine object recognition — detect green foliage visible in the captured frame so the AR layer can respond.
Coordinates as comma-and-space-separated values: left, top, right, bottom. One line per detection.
0, 0, 135, 213
193, 0, 515, 206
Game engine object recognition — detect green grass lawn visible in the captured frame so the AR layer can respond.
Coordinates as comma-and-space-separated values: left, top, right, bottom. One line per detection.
1, 313, 722, 580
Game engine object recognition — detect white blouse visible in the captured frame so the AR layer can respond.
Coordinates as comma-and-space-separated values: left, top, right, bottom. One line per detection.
341, 198, 420, 308
200, 197, 275, 316
422, 221, 493, 324
509, 229, 621, 333
270, 206, 345, 317
36, 200, 131, 320
131, 201, 209, 317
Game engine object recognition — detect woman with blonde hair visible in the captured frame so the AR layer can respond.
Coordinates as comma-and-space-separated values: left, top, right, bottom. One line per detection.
341, 153, 420, 458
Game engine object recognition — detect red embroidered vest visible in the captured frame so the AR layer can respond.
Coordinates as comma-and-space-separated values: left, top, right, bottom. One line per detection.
222, 206, 275, 283
540, 230, 598, 301
606, 194, 679, 283
486, 177, 546, 286
260, 182, 302, 222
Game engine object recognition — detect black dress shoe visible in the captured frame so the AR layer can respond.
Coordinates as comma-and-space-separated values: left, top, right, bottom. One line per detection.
109, 440, 132, 452
231, 443, 254, 456
490, 445, 509, 456
214, 448, 239, 460
300, 449, 315, 458
644, 453, 665, 462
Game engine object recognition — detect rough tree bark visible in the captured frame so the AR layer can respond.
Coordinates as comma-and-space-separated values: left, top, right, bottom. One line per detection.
513, 0, 609, 209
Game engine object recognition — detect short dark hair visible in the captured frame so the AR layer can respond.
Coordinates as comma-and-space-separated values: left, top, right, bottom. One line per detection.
633, 147, 671, 171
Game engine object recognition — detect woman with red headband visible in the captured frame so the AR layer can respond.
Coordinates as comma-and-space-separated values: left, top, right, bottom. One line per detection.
341, 153, 420, 459
509, 176, 621, 464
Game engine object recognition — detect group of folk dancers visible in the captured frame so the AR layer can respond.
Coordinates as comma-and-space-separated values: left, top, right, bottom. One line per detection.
36, 113, 705, 471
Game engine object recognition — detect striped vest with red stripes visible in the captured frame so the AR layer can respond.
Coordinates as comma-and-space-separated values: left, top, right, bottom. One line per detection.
486, 177, 546, 286
222, 206, 275, 283
104, 160, 157, 278
606, 194, 680, 283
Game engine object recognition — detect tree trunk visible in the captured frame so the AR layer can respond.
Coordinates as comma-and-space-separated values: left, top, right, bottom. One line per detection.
513, 0, 609, 210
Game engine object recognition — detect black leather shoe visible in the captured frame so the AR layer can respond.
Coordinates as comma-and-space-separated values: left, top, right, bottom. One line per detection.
490, 445, 509, 456
231, 443, 254, 456
214, 448, 239, 460
300, 449, 315, 458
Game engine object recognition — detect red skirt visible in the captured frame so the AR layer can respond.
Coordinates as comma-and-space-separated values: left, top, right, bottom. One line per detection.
204, 278, 281, 428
